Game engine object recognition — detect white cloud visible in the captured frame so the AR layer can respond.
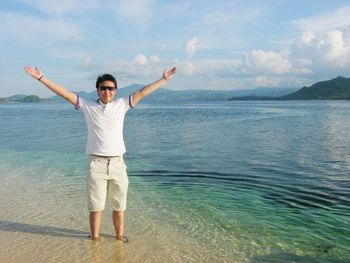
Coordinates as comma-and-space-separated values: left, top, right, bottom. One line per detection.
293, 5, 350, 33
255, 76, 278, 87
53, 52, 94, 69
243, 50, 292, 75
165, 59, 242, 82
323, 30, 350, 62
186, 37, 198, 57
297, 58, 312, 65
301, 31, 315, 45
292, 25, 350, 69
240, 25, 350, 81
133, 54, 148, 65
251, 75, 312, 89
184, 62, 194, 76
0, 11, 85, 45
150, 55, 160, 62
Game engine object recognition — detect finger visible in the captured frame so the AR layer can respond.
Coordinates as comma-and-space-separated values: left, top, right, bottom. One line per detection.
36, 67, 43, 75
24, 66, 32, 74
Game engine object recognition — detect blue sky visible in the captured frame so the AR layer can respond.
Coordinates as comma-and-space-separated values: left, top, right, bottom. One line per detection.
1, 0, 350, 97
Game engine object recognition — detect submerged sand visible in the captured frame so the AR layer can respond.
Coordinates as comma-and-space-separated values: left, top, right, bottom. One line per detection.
0, 162, 240, 263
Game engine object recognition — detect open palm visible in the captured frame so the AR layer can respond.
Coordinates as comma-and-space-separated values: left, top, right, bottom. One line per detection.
24, 66, 43, 80
163, 67, 177, 81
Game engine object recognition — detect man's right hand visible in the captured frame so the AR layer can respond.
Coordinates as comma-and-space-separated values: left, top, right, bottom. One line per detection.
23, 65, 78, 106
24, 66, 43, 80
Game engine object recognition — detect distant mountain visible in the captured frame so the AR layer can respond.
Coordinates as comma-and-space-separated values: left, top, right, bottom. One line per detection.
230, 76, 350, 100
6, 94, 27, 101
51, 84, 145, 102
281, 76, 350, 100
146, 87, 297, 101
229, 87, 298, 97
229, 95, 276, 101
20, 95, 41, 102
51, 91, 94, 102
2, 94, 48, 103
50, 85, 297, 102
9, 82, 341, 103
4, 76, 350, 103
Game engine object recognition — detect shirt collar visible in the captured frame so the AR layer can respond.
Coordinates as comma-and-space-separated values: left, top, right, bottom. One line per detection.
97, 99, 105, 106
97, 98, 116, 105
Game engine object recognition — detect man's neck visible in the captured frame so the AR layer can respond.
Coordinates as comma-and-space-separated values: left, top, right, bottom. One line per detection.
98, 99, 111, 105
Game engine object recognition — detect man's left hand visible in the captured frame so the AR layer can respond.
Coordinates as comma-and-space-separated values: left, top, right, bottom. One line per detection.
163, 67, 177, 81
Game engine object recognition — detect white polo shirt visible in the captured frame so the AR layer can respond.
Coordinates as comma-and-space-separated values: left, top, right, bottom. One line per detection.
76, 95, 134, 156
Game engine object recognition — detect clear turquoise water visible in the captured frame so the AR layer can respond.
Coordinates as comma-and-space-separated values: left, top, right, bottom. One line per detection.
0, 101, 349, 262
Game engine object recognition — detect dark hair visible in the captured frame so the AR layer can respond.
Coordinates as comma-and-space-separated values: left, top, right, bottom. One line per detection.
95, 74, 117, 89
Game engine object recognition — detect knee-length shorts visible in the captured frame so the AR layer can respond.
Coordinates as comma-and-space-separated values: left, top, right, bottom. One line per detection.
87, 155, 129, 212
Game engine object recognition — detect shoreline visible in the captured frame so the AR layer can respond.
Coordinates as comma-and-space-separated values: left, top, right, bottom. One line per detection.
0, 156, 237, 263
1, 155, 347, 262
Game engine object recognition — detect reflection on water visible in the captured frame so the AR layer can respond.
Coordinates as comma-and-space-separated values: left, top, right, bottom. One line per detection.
322, 102, 350, 169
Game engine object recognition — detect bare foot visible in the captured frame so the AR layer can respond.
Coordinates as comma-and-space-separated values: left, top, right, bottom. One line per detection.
116, 235, 129, 243
89, 235, 101, 242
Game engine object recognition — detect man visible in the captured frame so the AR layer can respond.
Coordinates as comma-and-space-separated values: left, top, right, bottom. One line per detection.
24, 65, 177, 242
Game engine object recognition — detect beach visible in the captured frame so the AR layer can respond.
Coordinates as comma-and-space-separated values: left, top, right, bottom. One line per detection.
0, 151, 237, 263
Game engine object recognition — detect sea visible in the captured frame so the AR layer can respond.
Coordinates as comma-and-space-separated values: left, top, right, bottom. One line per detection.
0, 100, 349, 263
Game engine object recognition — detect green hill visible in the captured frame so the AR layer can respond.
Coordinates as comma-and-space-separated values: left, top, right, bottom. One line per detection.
6, 94, 27, 101
281, 76, 350, 100
20, 95, 41, 102
229, 76, 350, 100
1, 95, 44, 103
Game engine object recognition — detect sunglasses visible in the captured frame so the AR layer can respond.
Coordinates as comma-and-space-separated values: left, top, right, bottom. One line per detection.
99, 86, 116, 91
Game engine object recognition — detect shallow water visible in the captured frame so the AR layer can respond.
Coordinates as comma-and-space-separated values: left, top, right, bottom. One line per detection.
0, 101, 349, 262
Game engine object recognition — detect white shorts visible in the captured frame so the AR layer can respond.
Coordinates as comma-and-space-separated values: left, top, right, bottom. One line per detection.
87, 155, 129, 212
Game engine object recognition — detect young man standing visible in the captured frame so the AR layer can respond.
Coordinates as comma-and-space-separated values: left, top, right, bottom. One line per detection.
24, 66, 177, 242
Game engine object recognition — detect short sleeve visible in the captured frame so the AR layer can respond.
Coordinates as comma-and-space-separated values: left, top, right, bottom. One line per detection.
75, 95, 88, 110
74, 94, 80, 110
118, 95, 135, 113
128, 94, 135, 109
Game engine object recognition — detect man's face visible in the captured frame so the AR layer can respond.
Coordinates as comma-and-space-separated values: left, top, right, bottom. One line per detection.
97, 80, 116, 104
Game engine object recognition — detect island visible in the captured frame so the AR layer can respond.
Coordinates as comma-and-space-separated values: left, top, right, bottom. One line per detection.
230, 76, 350, 100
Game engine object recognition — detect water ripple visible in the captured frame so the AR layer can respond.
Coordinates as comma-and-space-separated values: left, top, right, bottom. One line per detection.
130, 169, 350, 216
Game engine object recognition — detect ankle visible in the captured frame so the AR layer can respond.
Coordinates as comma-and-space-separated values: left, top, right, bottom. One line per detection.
89, 235, 101, 242
116, 235, 129, 243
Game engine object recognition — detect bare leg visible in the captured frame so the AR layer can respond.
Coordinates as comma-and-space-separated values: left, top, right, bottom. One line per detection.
113, 210, 125, 241
90, 211, 102, 241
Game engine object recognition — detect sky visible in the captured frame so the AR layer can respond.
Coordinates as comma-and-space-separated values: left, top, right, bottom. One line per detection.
1, 0, 350, 97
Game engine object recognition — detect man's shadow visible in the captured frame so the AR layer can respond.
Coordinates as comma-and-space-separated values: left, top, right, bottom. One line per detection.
0, 220, 89, 239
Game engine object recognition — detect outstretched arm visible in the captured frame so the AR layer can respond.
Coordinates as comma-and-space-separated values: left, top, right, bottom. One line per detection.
24, 66, 78, 106
131, 67, 177, 107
